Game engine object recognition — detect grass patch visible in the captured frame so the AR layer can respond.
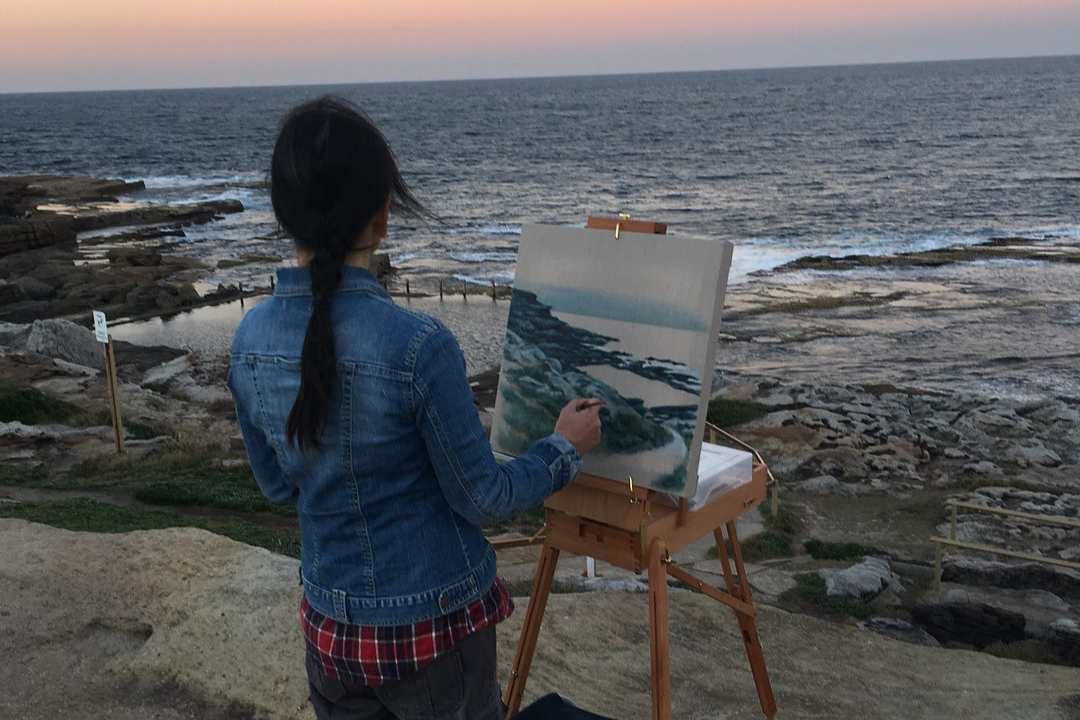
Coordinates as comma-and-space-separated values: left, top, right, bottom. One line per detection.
205, 397, 237, 417
0, 497, 190, 533
142, 381, 172, 396
763, 502, 804, 537
706, 398, 769, 428
0, 385, 82, 425
125, 420, 161, 440
706, 501, 805, 561
198, 515, 301, 557
706, 502, 803, 562
786, 572, 875, 621
0, 464, 34, 486
983, 639, 1066, 666
133, 476, 294, 517
0, 386, 167, 439
0, 498, 300, 557
486, 506, 545, 536
804, 538, 884, 561
707, 530, 794, 562
80, 410, 166, 440
743, 531, 795, 559
49, 454, 295, 517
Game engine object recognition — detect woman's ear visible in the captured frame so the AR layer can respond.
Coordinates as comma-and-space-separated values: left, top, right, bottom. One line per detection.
371, 198, 391, 239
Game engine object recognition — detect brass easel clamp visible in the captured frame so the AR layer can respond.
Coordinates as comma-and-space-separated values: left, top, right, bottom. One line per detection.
628, 475, 643, 505
528, 522, 548, 544
614, 212, 632, 240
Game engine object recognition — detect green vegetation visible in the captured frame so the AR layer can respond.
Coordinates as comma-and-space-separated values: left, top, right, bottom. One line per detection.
804, 539, 883, 561
786, 572, 875, 621
486, 506, 546, 536
706, 398, 769, 428
705, 502, 804, 562
205, 397, 237, 417
125, 420, 161, 440
0, 384, 166, 439
0, 385, 82, 425
133, 477, 293, 516
0, 497, 189, 533
708, 530, 795, 562
59, 453, 295, 517
983, 639, 1067, 667
1, 436, 548, 560
142, 381, 172, 396
763, 501, 804, 537
742, 531, 795, 559
0, 498, 300, 557
0, 464, 32, 486
0, 383, 302, 557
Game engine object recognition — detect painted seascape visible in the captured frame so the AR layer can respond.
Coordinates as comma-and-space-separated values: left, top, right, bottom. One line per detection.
491, 224, 732, 496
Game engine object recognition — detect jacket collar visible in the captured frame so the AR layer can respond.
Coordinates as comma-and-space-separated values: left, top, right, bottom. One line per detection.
273, 265, 390, 299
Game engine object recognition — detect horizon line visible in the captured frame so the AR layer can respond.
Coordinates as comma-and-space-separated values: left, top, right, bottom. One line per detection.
2, 51, 1078, 97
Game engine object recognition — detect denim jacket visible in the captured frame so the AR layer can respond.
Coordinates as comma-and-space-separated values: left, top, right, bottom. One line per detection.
227, 266, 581, 626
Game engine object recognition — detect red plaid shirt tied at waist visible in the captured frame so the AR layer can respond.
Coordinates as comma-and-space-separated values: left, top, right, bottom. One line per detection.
300, 578, 513, 686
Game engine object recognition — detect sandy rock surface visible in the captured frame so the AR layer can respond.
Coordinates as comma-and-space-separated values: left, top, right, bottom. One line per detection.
2, 520, 1079, 720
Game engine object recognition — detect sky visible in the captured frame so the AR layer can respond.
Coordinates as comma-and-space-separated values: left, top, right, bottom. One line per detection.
2, 0, 1079, 93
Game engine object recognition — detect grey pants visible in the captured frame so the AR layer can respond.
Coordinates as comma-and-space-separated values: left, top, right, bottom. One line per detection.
305, 624, 505, 720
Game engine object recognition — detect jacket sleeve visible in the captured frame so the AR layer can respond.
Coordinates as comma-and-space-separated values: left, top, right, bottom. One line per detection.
227, 363, 299, 506
413, 325, 582, 526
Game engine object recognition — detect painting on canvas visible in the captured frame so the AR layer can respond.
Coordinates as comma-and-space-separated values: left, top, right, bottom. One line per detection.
491, 224, 733, 497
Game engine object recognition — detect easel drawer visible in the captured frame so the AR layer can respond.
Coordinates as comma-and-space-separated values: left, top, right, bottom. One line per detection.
545, 512, 644, 572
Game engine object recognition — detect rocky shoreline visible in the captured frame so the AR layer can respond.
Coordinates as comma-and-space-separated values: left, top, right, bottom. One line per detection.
1, 174, 1078, 716
0, 175, 250, 323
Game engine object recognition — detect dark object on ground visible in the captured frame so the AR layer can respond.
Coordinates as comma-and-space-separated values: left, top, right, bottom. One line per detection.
515, 694, 619, 720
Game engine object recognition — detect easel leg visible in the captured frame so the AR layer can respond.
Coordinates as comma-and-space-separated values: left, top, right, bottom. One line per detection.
648, 540, 672, 720
504, 543, 560, 716
715, 525, 777, 719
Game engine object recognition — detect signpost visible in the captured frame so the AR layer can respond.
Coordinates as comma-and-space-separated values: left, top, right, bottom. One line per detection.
92, 311, 125, 455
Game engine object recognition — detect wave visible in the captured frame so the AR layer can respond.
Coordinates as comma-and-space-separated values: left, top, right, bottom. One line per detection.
452, 271, 516, 285
135, 173, 267, 188
449, 251, 517, 264
447, 224, 522, 236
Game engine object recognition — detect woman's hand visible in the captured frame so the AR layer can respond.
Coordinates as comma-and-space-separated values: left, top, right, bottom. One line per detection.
554, 398, 605, 455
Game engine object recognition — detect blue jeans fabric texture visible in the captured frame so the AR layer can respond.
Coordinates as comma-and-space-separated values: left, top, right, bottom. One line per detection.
227, 265, 582, 626
305, 624, 504, 720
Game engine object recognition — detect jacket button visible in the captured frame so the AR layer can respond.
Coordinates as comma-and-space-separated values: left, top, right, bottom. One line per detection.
439, 596, 451, 609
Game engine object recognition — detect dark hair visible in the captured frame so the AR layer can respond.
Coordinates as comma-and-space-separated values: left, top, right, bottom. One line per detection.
271, 96, 425, 452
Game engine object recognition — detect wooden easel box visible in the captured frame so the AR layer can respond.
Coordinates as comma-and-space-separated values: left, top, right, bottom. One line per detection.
542, 462, 769, 574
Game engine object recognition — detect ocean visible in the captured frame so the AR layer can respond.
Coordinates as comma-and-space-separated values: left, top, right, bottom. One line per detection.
2, 55, 1079, 293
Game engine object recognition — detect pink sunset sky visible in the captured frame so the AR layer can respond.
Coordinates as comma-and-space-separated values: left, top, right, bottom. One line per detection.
2, 0, 1079, 92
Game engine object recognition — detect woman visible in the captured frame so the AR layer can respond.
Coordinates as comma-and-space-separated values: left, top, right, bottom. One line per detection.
228, 96, 603, 720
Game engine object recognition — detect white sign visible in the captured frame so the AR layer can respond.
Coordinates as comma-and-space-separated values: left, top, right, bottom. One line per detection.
92, 311, 109, 344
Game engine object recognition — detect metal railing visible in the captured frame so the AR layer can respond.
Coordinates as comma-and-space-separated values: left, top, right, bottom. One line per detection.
705, 422, 779, 518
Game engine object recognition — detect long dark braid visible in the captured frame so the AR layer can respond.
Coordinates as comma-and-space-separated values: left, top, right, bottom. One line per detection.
270, 97, 427, 451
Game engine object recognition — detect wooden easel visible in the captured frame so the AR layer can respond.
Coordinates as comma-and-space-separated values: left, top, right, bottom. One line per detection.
501, 218, 776, 720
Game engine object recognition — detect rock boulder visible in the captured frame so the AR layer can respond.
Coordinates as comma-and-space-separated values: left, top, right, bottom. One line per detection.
820, 556, 899, 601
942, 558, 1080, 600
25, 319, 103, 369
912, 589, 1027, 647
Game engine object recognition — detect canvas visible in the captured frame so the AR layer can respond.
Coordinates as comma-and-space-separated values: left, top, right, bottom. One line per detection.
491, 224, 733, 497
